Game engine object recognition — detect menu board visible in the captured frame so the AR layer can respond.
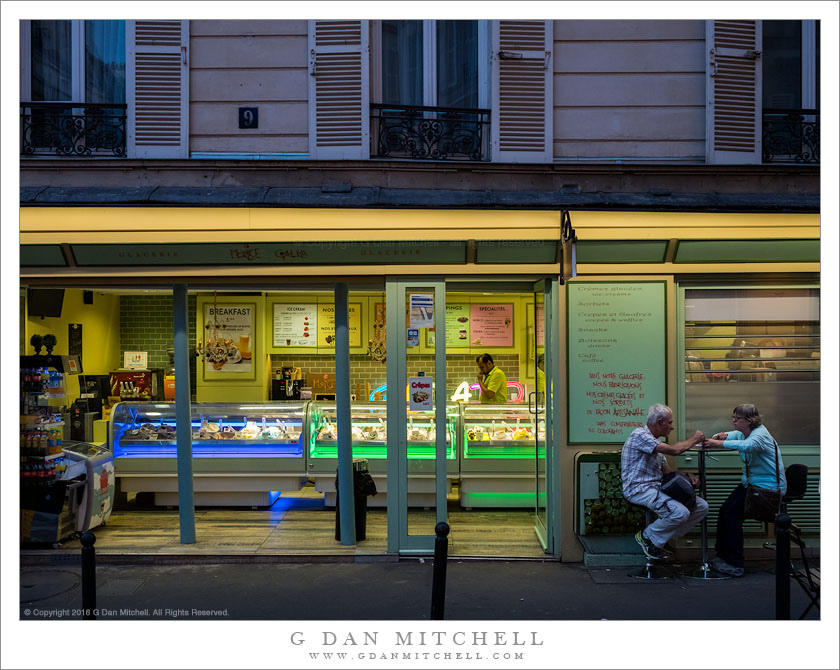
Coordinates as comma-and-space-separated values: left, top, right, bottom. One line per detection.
273, 303, 317, 347
567, 282, 666, 443
317, 303, 362, 348
427, 303, 470, 348
469, 304, 513, 347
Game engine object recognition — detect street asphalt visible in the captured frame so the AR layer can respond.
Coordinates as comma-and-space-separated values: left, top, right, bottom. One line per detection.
20, 556, 819, 621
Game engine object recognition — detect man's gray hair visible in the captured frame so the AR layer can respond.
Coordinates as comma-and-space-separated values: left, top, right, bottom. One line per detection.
646, 403, 672, 426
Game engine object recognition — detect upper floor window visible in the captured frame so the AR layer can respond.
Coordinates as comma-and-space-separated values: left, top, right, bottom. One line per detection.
380, 20, 480, 109
373, 20, 490, 161
761, 20, 819, 164
22, 20, 127, 157
26, 20, 126, 104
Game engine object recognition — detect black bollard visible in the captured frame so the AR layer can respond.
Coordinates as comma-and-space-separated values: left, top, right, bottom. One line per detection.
80, 531, 97, 620
774, 513, 791, 620
430, 522, 450, 620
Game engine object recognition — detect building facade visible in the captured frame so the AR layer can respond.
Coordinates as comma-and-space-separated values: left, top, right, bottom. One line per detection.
20, 19, 820, 561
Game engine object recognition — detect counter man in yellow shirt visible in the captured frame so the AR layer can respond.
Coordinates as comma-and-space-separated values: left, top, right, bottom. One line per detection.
475, 353, 508, 404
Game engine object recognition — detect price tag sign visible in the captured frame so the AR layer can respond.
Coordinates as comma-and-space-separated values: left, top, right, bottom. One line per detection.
409, 376, 433, 410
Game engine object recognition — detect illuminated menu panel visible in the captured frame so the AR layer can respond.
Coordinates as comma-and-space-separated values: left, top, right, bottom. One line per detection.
567, 282, 666, 443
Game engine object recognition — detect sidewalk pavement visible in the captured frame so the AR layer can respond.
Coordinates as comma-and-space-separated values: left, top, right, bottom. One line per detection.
20, 556, 818, 621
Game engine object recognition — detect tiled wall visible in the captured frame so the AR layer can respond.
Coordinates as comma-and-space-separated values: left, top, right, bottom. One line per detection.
120, 295, 198, 392
270, 353, 520, 398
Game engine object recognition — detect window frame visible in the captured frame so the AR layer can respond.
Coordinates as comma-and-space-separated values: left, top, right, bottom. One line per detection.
801, 20, 818, 109
677, 281, 821, 449
370, 19, 490, 109
21, 20, 87, 103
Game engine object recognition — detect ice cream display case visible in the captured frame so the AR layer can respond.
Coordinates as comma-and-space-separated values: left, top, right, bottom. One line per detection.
459, 403, 543, 508
110, 402, 307, 506
307, 401, 459, 506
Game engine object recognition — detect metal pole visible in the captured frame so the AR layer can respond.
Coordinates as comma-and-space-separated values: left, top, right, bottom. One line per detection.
775, 512, 791, 620
699, 450, 708, 567
80, 531, 96, 619
430, 521, 450, 620
174, 284, 196, 544
335, 283, 355, 545
433, 282, 447, 520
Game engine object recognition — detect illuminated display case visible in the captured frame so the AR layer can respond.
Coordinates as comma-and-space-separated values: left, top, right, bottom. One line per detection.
461, 404, 539, 464
306, 401, 459, 506
459, 403, 541, 508
110, 401, 307, 506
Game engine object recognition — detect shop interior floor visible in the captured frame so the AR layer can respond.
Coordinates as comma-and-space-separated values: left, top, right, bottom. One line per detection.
42, 483, 547, 559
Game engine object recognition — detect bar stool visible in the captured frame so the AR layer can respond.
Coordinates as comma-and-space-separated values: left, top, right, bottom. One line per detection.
628, 507, 669, 580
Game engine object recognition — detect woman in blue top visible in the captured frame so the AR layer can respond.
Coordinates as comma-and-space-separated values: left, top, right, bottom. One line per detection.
703, 403, 786, 577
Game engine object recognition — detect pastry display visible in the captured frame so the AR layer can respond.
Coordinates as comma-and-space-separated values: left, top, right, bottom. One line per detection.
259, 426, 282, 440
467, 420, 534, 442
239, 420, 260, 439
214, 425, 237, 439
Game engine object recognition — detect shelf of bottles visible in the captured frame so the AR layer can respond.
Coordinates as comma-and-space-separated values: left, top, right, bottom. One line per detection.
20, 366, 67, 490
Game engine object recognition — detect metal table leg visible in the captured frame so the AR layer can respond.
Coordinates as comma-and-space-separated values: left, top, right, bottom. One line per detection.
688, 449, 729, 580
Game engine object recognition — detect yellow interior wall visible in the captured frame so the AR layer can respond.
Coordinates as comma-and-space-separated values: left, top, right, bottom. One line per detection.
24, 289, 121, 406
261, 290, 537, 389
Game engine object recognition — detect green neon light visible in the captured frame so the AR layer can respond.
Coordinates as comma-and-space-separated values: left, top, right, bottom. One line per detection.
461, 492, 547, 503
309, 444, 456, 459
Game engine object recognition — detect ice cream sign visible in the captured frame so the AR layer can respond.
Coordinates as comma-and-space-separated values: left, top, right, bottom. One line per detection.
409, 376, 433, 410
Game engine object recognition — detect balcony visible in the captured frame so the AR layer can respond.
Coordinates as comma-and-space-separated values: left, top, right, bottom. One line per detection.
21, 103, 127, 157
762, 109, 820, 164
371, 104, 490, 161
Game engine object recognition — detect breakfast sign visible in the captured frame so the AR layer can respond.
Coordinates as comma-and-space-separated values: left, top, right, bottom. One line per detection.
203, 304, 253, 374
567, 282, 666, 443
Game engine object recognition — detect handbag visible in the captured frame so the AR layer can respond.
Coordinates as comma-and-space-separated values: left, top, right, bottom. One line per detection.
661, 471, 697, 510
743, 439, 782, 522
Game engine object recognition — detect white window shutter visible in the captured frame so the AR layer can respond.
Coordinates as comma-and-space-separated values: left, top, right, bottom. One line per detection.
706, 20, 762, 164
490, 20, 553, 163
308, 20, 370, 160
127, 20, 189, 159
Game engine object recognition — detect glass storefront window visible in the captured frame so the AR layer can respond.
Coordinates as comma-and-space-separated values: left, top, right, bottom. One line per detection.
683, 288, 820, 445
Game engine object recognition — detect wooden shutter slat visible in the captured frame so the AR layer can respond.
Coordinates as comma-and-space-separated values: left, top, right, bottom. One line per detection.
308, 20, 369, 159
491, 20, 553, 163
706, 20, 762, 164
127, 20, 189, 157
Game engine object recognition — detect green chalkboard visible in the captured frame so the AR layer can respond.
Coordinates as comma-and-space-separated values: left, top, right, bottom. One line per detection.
567, 281, 667, 443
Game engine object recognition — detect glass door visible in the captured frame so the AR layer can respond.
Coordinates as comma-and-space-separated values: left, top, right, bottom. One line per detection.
385, 279, 448, 554
531, 279, 554, 551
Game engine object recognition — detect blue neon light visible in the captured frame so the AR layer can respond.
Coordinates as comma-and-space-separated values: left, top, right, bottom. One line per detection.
368, 384, 387, 401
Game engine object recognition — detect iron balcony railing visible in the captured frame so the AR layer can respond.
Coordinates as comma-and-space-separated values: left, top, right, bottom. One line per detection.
21, 102, 127, 157
762, 108, 820, 164
371, 104, 490, 161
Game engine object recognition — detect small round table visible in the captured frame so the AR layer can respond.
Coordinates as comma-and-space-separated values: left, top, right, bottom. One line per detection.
686, 444, 730, 580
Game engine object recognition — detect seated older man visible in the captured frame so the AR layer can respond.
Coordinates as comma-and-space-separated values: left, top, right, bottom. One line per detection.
621, 403, 709, 560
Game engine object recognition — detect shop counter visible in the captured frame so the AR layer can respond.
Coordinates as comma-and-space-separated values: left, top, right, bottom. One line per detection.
307, 401, 458, 507
111, 401, 307, 506
459, 404, 542, 508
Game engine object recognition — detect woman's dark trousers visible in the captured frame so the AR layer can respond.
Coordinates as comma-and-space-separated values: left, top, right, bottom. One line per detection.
715, 484, 748, 568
